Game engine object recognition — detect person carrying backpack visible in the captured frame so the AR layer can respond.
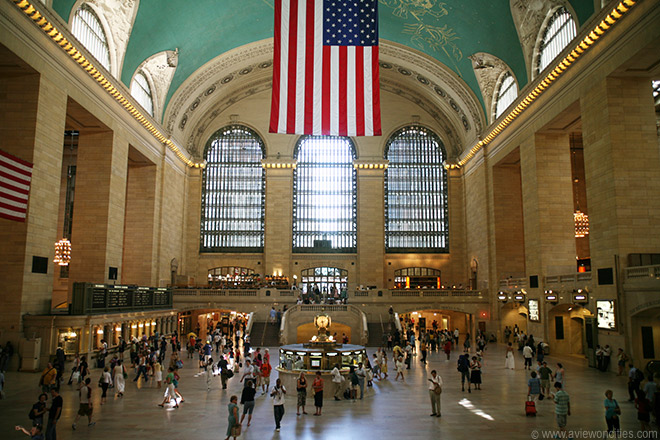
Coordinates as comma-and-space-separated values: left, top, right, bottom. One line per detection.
457, 354, 471, 392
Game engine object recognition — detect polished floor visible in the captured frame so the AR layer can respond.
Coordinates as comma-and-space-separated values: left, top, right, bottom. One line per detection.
0, 343, 653, 440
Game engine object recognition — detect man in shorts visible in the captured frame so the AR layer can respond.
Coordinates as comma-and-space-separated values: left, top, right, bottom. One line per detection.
72, 378, 95, 430
539, 362, 553, 396
552, 382, 570, 435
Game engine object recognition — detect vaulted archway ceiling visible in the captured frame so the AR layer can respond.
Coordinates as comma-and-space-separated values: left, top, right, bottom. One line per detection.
51, 0, 595, 158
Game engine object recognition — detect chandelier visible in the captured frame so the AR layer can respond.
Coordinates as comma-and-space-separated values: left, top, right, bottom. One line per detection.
574, 210, 589, 238
571, 149, 589, 238
54, 238, 71, 266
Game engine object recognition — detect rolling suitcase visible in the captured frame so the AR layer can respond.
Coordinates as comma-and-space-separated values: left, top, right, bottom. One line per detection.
525, 399, 537, 416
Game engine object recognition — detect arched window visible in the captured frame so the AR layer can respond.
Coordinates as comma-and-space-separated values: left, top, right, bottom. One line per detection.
130, 71, 154, 116
200, 125, 265, 252
293, 136, 357, 253
385, 126, 448, 252
71, 4, 111, 71
494, 72, 517, 119
536, 7, 577, 74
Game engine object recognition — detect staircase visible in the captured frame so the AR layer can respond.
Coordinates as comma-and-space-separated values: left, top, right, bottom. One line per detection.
367, 322, 385, 347
250, 321, 281, 347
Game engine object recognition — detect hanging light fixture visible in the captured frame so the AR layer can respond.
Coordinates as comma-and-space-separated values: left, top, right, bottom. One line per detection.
54, 238, 71, 266
571, 150, 589, 238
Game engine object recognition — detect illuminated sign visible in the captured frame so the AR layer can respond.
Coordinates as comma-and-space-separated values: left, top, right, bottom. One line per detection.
514, 294, 525, 301
528, 299, 540, 322
596, 300, 616, 330
573, 294, 588, 302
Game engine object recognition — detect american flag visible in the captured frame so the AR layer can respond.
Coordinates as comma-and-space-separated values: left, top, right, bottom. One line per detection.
0, 149, 33, 222
269, 0, 382, 137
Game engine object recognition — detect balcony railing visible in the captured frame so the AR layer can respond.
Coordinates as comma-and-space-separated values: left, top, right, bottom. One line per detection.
499, 277, 527, 289
625, 265, 660, 279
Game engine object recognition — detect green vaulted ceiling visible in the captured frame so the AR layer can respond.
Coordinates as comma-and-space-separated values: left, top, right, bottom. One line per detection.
52, 0, 595, 117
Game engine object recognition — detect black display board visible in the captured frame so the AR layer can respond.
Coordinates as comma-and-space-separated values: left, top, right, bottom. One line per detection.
71, 283, 172, 314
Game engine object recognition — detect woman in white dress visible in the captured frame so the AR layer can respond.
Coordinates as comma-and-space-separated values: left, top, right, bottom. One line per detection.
504, 342, 515, 370
113, 359, 126, 397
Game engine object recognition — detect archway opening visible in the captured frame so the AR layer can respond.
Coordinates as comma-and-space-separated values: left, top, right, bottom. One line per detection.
548, 304, 592, 355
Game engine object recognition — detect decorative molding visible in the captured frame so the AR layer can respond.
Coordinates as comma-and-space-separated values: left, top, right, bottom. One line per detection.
132, 50, 178, 124
469, 52, 515, 125
509, 0, 571, 81
70, 0, 139, 79
261, 158, 297, 169
164, 39, 486, 159
353, 159, 388, 170
8, 0, 198, 167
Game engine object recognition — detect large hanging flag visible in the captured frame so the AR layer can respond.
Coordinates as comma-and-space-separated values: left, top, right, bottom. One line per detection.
0, 149, 33, 222
269, 0, 382, 137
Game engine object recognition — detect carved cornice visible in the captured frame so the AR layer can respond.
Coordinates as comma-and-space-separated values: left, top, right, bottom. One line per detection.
164, 39, 487, 160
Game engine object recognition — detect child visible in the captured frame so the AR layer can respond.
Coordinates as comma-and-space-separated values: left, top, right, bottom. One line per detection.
153, 361, 162, 389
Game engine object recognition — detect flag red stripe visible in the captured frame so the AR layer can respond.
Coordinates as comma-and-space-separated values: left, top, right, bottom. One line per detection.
0, 180, 29, 196
303, 0, 315, 135
0, 211, 26, 222
0, 150, 33, 168
0, 191, 28, 204
0, 200, 26, 211
0, 159, 32, 178
0, 170, 31, 189
338, 46, 348, 136
286, 0, 299, 134
355, 46, 365, 137
269, 0, 283, 133
371, 46, 382, 136
321, 45, 331, 135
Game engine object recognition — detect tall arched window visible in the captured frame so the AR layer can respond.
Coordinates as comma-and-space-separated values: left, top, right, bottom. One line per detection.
494, 72, 517, 119
385, 126, 448, 252
200, 125, 265, 252
130, 71, 154, 116
536, 7, 577, 74
293, 136, 357, 253
71, 4, 111, 71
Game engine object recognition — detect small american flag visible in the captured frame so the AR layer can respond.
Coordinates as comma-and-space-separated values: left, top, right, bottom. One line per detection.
0, 149, 33, 222
269, 0, 382, 137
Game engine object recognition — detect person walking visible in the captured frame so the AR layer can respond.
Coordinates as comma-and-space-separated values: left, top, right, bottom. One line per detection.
29, 393, 48, 427
45, 388, 62, 440
71, 378, 94, 430
470, 356, 482, 390
420, 341, 428, 364
99, 367, 111, 405
539, 362, 553, 397
505, 342, 515, 370
528, 371, 541, 403
271, 378, 286, 432
312, 371, 324, 416
225, 395, 240, 440
159, 367, 178, 408
555, 363, 565, 388
356, 362, 366, 399
39, 363, 57, 394
428, 370, 443, 417
457, 354, 471, 393
617, 348, 629, 376
604, 389, 621, 436
296, 372, 308, 415
113, 360, 126, 397
239, 381, 256, 427
522, 344, 533, 370
628, 363, 643, 401
552, 382, 570, 436
394, 356, 405, 382
260, 357, 272, 395
331, 364, 343, 401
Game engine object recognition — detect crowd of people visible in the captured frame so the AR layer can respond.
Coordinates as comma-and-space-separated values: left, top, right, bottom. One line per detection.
5, 318, 659, 439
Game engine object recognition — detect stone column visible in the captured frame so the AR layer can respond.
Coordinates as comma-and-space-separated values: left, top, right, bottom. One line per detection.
520, 133, 576, 278
581, 76, 660, 270
581, 77, 660, 355
68, 128, 128, 288
263, 159, 295, 278
0, 72, 66, 347
354, 160, 387, 289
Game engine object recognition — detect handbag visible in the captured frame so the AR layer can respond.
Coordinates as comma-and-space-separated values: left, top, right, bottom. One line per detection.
72, 371, 81, 382
231, 424, 242, 436
433, 384, 442, 395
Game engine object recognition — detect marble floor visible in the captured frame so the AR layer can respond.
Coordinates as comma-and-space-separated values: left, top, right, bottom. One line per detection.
0, 344, 655, 440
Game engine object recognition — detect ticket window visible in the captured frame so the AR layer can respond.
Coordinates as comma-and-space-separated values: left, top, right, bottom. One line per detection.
326, 352, 340, 370
58, 329, 80, 355
310, 353, 323, 370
